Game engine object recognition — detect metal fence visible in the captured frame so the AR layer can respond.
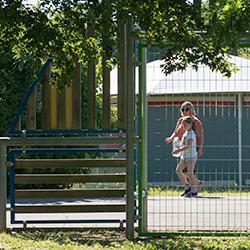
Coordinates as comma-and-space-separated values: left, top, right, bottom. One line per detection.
137, 43, 250, 235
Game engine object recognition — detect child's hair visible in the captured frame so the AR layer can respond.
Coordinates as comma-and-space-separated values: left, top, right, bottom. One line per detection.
182, 116, 196, 131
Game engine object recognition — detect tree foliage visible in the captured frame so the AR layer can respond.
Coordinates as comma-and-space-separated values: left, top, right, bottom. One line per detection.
0, 0, 249, 133
1, 0, 249, 79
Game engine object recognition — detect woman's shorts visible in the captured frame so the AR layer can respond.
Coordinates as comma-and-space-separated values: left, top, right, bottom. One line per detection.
181, 156, 197, 163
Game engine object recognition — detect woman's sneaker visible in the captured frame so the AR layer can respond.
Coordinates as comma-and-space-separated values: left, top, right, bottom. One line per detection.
185, 191, 197, 198
180, 187, 191, 196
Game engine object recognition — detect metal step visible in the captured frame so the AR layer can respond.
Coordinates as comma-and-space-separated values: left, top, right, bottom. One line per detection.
15, 173, 126, 184
14, 158, 126, 168
15, 204, 126, 213
15, 189, 126, 199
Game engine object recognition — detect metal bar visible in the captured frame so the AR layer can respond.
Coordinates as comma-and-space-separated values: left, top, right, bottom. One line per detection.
14, 158, 126, 168
133, 37, 137, 224
15, 204, 126, 213
13, 219, 124, 224
10, 160, 15, 223
8, 129, 125, 136
138, 44, 148, 234
9, 59, 51, 132
0, 136, 126, 146
139, 231, 250, 237
15, 189, 126, 199
238, 93, 243, 190
138, 44, 143, 235
9, 148, 124, 155
15, 174, 126, 184
125, 14, 135, 240
0, 144, 6, 231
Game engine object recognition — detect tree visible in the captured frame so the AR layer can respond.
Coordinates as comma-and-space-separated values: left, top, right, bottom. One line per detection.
1, 0, 249, 77
0, 0, 249, 133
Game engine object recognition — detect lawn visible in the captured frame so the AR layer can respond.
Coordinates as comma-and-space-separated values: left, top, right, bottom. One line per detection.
1, 230, 250, 250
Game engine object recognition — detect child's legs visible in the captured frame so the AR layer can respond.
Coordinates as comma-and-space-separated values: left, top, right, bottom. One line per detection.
184, 159, 202, 187
176, 160, 188, 185
185, 161, 196, 189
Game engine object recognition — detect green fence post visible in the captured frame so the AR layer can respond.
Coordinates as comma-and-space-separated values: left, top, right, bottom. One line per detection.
125, 14, 135, 240
138, 44, 148, 234
0, 143, 7, 231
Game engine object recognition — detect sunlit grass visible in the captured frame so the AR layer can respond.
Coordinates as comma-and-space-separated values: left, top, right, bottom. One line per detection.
148, 187, 250, 197
1, 230, 250, 250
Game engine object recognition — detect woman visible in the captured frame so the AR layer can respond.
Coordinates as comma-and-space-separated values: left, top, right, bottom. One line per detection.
165, 101, 204, 196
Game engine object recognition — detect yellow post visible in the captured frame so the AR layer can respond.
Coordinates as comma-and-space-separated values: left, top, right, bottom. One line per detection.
42, 67, 51, 130
72, 62, 81, 129
50, 86, 58, 129
57, 88, 66, 129
26, 88, 37, 130
65, 82, 73, 129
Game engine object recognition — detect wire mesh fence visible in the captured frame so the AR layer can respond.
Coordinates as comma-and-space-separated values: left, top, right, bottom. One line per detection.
138, 45, 250, 234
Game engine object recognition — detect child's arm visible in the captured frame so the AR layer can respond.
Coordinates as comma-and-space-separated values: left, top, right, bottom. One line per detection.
173, 138, 192, 154
165, 118, 182, 143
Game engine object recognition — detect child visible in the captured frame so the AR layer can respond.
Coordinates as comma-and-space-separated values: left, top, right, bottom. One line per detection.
173, 116, 201, 197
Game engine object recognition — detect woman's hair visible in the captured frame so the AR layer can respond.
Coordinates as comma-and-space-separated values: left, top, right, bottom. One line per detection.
182, 116, 196, 131
180, 101, 196, 117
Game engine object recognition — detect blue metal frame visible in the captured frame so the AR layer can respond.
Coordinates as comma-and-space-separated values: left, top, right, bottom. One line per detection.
9, 59, 52, 133
8, 147, 126, 225
9, 156, 16, 224
9, 148, 124, 155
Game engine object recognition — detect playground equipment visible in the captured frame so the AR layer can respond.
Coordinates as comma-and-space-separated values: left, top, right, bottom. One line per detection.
0, 16, 135, 240
1, 2, 250, 240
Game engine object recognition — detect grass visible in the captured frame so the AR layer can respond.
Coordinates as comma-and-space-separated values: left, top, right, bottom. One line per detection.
148, 187, 250, 197
0, 230, 250, 250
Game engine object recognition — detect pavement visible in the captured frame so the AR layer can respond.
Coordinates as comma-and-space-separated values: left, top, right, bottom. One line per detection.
6, 195, 250, 232
147, 195, 250, 231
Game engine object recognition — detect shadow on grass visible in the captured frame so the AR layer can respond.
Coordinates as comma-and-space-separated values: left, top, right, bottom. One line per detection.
5, 229, 250, 249
7, 229, 128, 247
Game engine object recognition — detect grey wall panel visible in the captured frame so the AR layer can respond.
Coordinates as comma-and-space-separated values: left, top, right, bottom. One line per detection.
147, 104, 243, 185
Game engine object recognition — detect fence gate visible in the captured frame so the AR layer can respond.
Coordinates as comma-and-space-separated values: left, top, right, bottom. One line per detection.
138, 42, 250, 236
8, 135, 126, 228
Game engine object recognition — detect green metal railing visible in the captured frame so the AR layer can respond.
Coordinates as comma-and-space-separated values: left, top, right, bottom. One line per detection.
137, 41, 250, 237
